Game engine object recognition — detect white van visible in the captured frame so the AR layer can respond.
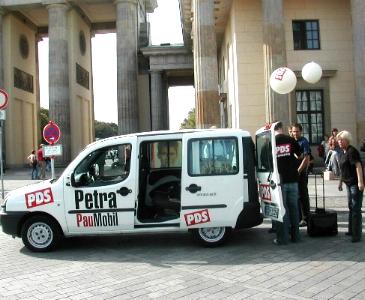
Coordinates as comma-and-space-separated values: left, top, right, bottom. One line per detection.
0, 126, 284, 252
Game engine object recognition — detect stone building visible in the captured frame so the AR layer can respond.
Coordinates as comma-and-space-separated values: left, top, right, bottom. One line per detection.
180, 0, 365, 149
0, 0, 364, 167
0, 0, 161, 167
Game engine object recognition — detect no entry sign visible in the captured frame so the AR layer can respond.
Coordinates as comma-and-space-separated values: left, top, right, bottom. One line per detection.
0, 89, 9, 110
43, 121, 61, 145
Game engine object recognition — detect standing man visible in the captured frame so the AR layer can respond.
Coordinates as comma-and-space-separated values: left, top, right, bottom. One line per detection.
273, 122, 302, 245
291, 123, 310, 227
37, 144, 46, 180
337, 131, 364, 242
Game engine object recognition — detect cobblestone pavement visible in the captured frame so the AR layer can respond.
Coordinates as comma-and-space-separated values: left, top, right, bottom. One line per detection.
0, 169, 364, 299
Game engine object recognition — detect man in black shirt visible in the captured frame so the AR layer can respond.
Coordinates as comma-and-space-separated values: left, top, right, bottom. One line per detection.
337, 130, 364, 242
273, 122, 302, 245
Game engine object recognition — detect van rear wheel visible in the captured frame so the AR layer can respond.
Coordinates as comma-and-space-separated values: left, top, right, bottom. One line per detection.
21, 216, 61, 252
192, 226, 231, 247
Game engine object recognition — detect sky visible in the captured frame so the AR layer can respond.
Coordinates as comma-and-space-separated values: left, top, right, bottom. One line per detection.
38, 0, 195, 130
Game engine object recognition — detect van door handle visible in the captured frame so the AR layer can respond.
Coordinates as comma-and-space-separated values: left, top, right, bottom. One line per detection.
185, 184, 201, 194
117, 187, 132, 196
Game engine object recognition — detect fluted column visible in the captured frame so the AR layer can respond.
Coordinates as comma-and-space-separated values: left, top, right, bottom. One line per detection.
150, 70, 164, 130
0, 8, 4, 89
262, 0, 289, 125
116, 0, 139, 134
351, 0, 365, 145
192, 0, 220, 128
162, 75, 169, 129
47, 3, 71, 165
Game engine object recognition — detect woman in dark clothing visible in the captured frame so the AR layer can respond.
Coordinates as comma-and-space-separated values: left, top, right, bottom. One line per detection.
337, 131, 364, 242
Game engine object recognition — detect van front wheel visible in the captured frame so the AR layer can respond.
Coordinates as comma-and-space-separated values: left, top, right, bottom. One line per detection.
21, 216, 61, 252
192, 227, 231, 247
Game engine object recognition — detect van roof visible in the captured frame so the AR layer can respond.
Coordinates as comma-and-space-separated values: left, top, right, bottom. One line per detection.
88, 128, 251, 148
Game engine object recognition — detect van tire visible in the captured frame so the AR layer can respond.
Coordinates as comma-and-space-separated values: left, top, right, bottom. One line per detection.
192, 227, 231, 247
21, 215, 61, 252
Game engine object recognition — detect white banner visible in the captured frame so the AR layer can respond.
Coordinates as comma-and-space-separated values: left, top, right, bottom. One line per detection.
43, 144, 62, 157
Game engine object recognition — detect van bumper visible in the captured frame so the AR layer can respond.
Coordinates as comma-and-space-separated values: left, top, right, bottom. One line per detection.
235, 202, 263, 229
0, 211, 27, 237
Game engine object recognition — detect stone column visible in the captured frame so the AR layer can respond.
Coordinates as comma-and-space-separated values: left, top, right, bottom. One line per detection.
351, 0, 365, 145
262, 0, 289, 125
162, 74, 169, 129
192, 0, 220, 128
47, 3, 71, 166
150, 70, 164, 130
115, 0, 139, 134
0, 8, 4, 89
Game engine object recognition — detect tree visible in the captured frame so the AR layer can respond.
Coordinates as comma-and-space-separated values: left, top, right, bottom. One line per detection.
40, 107, 49, 131
94, 120, 118, 139
39, 108, 49, 144
180, 108, 196, 129
39, 108, 118, 140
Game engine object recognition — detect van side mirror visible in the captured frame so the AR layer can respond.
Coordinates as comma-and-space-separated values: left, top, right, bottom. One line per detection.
70, 172, 77, 187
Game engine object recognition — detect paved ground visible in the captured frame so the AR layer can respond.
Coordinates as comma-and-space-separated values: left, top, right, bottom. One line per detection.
0, 168, 364, 299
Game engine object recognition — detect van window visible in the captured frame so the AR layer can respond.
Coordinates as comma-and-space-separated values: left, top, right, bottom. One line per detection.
256, 132, 273, 172
149, 140, 182, 168
74, 144, 131, 187
188, 137, 238, 176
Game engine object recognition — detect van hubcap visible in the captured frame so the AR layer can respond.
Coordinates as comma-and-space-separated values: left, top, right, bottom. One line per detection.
27, 222, 53, 249
199, 227, 225, 243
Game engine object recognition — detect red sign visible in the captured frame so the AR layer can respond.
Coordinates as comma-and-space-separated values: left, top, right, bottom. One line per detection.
43, 121, 61, 145
0, 89, 9, 110
184, 209, 211, 226
259, 184, 271, 201
25, 188, 54, 208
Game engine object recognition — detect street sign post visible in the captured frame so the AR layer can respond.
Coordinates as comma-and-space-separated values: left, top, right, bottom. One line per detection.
0, 89, 8, 200
43, 121, 61, 179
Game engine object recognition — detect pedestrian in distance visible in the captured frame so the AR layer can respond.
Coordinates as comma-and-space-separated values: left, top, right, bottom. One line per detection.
27, 150, 38, 180
37, 144, 46, 180
273, 122, 302, 245
337, 130, 364, 243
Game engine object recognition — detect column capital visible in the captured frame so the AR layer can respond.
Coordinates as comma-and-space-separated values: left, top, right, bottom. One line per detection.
114, 0, 139, 6
150, 70, 163, 74
44, 1, 70, 11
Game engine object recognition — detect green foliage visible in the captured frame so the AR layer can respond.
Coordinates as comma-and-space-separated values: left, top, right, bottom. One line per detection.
40, 107, 49, 132
180, 108, 196, 129
39, 107, 49, 144
94, 120, 118, 139
39, 107, 117, 141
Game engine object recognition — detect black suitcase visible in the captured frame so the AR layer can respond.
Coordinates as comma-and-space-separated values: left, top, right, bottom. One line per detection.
307, 172, 338, 236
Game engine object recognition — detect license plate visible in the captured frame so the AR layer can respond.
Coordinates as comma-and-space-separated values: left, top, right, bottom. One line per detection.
264, 203, 279, 219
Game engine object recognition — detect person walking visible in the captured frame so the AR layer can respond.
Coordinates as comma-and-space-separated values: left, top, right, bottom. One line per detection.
337, 130, 364, 243
37, 144, 46, 179
291, 123, 311, 227
273, 122, 302, 245
27, 150, 38, 180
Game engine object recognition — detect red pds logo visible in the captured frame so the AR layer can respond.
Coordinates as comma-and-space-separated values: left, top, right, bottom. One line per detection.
25, 188, 54, 208
184, 209, 211, 226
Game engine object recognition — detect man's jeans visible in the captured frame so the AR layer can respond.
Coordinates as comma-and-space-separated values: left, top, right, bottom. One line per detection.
276, 182, 300, 244
346, 185, 363, 241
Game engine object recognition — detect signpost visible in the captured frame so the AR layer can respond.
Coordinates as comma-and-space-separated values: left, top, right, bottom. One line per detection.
43, 121, 61, 179
0, 89, 8, 200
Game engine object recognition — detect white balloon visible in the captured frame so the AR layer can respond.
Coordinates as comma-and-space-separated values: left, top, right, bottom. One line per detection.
302, 61, 322, 84
269, 67, 297, 94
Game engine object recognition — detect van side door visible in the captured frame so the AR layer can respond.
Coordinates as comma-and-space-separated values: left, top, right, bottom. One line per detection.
64, 137, 137, 233
255, 124, 285, 222
180, 132, 244, 229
